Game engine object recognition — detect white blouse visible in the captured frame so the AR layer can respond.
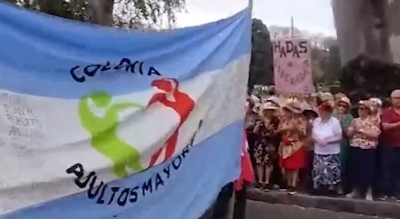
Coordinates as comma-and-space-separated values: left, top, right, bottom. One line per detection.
312, 117, 342, 155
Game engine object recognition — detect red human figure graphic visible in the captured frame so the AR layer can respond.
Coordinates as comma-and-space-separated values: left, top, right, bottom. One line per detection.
147, 78, 195, 167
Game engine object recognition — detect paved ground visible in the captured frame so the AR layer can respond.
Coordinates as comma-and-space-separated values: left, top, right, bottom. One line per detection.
246, 201, 392, 219
248, 189, 400, 218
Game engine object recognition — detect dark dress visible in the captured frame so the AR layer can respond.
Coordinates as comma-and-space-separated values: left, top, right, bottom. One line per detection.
245, 113, 259, 180
254, 117, 280, 166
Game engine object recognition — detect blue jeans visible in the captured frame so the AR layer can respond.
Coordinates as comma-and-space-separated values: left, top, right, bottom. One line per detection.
380, 146, 400, 197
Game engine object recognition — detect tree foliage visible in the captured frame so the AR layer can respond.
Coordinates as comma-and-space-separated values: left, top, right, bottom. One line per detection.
248, 18, 273, 89
4, 0, 88, 21
320, 43, 341, 84
113, 0, 185, 29
338, 54, 400, 102
6, 0, 185, 28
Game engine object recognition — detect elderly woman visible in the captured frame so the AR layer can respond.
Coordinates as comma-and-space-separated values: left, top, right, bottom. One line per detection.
311, 102, 343, 195
253, 102, 280, 190
245, 95, 261, 180
333, 96, 353, 194
302, 105, 319, 192
278, 102, 307, 194
346, 100, 381, 201
266, 96, 286, 188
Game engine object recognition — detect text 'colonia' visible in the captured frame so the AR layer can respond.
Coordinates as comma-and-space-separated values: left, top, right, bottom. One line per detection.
70, 58, 162, 83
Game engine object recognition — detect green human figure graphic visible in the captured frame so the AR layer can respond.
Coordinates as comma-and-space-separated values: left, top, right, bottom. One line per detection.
78, 91, 143, 178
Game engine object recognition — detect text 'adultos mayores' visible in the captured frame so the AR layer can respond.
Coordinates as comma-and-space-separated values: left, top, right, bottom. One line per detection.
65, 120, 203, 207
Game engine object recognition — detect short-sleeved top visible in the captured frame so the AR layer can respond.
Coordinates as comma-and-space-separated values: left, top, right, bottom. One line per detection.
380, 108, 400, 147
349, 117, 381, 149
312, 117, 342, 155
279, 117, 307, 159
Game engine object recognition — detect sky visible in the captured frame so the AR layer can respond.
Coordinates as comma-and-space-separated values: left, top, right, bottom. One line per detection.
176, 0, 336, 37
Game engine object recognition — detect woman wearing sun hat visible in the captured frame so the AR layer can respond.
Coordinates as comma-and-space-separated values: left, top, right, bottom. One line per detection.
253, 102, 280, 190
301, 104, 319, 192
245, 96, 261, 181
278, 101, 307, 194
347, 100, 381, 201
333, 96, 354, 194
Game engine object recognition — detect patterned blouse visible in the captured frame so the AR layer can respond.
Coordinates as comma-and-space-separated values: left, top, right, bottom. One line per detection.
279, 117, 307, 159
349, 116, 381, 149
256, 117, 280, 141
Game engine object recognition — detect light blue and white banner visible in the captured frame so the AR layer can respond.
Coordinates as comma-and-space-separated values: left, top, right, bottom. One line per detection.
0, 2, 251, 219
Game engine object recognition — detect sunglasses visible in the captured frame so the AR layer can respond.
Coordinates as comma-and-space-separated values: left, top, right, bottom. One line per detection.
337, 104, 347, 108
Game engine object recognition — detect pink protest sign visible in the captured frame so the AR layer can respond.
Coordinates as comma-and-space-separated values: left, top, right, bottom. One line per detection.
273, 39, 315, 94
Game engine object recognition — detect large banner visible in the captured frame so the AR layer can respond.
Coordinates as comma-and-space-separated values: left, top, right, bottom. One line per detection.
273, 39, 315, 94
0, 3, 251, 219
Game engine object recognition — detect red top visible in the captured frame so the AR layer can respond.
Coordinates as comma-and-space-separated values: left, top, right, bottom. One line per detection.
380, 107, 400, 146
234, 132, 255, 191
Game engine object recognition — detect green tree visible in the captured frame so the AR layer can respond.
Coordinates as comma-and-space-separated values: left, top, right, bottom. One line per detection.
248, 18, 273, 89
310, 46, 327, 83
320, 43, 341, 84
338, 55, 400, 102
6, 0, 185, 28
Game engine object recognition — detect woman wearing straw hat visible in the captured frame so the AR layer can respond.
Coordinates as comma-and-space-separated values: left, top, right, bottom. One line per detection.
245, 95, 261, 181
301, 104, 319, 192
278, 101, 307, 194
253, 102, 280, 190
333, 96, 354, 194
347, 100, 381, 201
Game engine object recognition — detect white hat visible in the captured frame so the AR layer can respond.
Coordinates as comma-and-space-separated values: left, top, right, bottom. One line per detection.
283, 102, 302, 114
266, 95, 281, 106
250, 95, 260, 103
262, 102, 278, 111
369, 97, 382, 107
338, 96, 351, 107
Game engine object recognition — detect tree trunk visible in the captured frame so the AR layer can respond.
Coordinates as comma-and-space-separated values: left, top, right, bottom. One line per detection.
331, 0, 395, 65
88, 0, 114, 26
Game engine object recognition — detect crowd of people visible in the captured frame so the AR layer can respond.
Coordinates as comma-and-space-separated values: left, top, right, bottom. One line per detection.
245, 89, 400, 201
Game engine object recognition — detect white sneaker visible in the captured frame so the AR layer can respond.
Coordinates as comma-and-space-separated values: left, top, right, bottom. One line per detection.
366, 190, 373, 201
346, 191, 356, 198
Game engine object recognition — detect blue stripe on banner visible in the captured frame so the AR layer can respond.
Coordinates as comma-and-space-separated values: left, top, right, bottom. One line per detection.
0, 3, 251, 98
1, 121, 243, 219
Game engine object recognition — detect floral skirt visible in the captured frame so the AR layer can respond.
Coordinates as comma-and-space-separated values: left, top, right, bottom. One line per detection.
254, 143, 277, 166
312, 153, 341, 186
